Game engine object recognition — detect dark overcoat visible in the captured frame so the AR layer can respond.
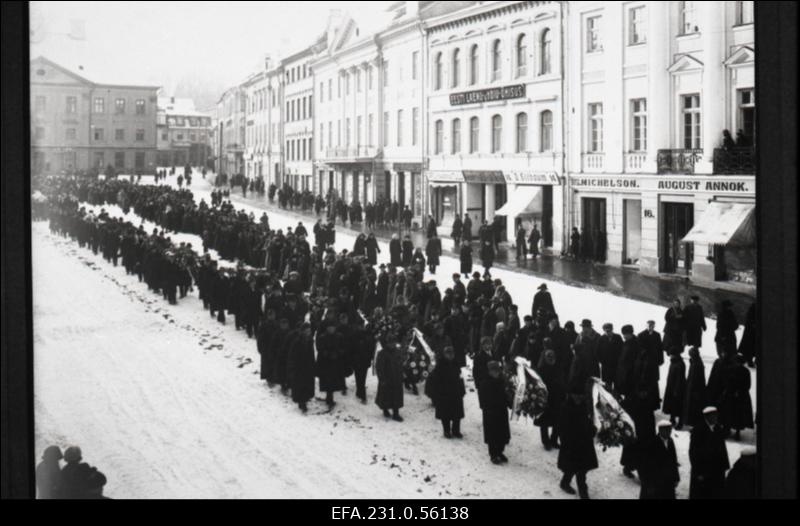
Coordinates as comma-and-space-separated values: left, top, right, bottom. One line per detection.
480, 376, 511, 446
428, 359, 466, 421
557, 396, 598, 473
662, 354, 687, 417
288, 333, 316, 404
375, 344, 405, 410
316, 331, 347, 392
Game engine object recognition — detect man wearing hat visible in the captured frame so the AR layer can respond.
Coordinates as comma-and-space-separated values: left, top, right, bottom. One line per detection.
451, 273, 466, 306
531, 283, 556, 319
715, 300, 739, 357
689, 407, 730, 499
467, 272, 482, 304
639, 421, 680, 499
566, 320, 600, 395
683, 295, 707, 348
637, 320, 665, 379
480, 361, 512, 464
597, 323, 623, 392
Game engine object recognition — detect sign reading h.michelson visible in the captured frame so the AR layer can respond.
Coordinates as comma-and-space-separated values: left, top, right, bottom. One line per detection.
450, 84, 526, 106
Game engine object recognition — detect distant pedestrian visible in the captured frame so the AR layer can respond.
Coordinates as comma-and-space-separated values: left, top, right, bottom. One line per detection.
528, 223, 541, 259
683, 295, 707, 348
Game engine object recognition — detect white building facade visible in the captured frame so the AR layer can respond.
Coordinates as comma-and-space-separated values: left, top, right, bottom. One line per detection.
565, 0, 755, 285
424, 0, 567, 250
283, 44, 321, 192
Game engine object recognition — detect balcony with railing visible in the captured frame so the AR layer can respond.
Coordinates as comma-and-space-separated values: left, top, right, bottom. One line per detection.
656, 149, 702, 174
713, 147, 756, 175
624, 152, 647, 173
582, 153, 605, 172
324, 145, 380, 161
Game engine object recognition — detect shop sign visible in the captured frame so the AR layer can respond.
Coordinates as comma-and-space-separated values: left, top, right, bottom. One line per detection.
571, 177, 640, 189
657, 179, 752, 193
425, 170, 464, 183
463, 170, 505, 184
504, 171, 561, 185
450, 85, 526, 106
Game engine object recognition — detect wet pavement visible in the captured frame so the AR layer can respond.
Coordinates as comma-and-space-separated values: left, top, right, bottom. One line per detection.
206, 183, 756, 321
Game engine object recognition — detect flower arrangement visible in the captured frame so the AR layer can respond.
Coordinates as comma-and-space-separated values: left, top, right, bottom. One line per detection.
505, 357, 549, 420
403, 329, 436, 385
591, 378, 636, 451
373, 315, 401, 346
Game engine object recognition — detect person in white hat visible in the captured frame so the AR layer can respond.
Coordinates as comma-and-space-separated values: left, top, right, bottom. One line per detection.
689, 407, 730, 499
639, 421, 680, 499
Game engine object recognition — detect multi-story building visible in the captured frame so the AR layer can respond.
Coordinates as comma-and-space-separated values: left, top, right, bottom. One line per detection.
424, 0, 566, 248
282, 41, 324, 192
565, 0, 755, 285
243, 68, 269, 181
30, 56, 158, 176
217, 85, 247, 176
156, 96, 212, 168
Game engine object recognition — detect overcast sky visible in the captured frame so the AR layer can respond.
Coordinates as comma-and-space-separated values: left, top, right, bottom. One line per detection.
30, 1, 393, 109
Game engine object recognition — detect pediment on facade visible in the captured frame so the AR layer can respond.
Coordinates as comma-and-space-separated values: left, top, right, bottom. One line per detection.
724, 45, 755, 67
667, 53, 704, 74
30, 56, 94, 86
327, 15, 359, 54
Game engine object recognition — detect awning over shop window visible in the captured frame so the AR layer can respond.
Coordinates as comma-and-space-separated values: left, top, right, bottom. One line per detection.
494, 185, 542, 217
463, 170, 505, 184
681, 202, 756, 247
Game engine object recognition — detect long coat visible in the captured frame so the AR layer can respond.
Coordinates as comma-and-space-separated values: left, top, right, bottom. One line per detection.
366, 237, 380, 266
724, 455, 757, 499
425, 238, 442, 267
737, 303, 757, 364
531, 290, 556, 318
459, 244, 473, 274
316, 331, 347, 392
480, 242, 495, 268
288, 333, 316, 404
401, 240, 414, 267
682, 353, 707, 427
480, 375, 511, 446
375, 344, 404, 410
428, 359, 466, 421
720, 363, 754, 431
534, 358, 566, 428
639, 436, 680, 499
689, 422, 730, 499
663, 307, 685, 351
715, 307, 739, 356
257, 320, 278, 381
662, 354, 687, 417
557, 396, 598, 473
389, 239, 402, 266
683, 303, 707, 347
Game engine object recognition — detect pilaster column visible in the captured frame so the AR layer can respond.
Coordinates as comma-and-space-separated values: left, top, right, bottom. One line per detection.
697, 0, 726, 174
645, 0, 671, 173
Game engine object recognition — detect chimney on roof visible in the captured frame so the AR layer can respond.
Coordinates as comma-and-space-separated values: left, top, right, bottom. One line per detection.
264, 54, 272, 71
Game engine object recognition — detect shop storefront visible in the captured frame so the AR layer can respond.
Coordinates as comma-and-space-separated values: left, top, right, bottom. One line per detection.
495, 171, 562, 251
426, 171, 465, 232
569, 174, 756, 285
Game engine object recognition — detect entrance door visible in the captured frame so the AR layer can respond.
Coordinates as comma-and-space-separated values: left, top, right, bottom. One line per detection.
494, 184, 507, 241
542, 186, 553, 247
397, 172, 406, 206
351, 172, 359, 203
661, 202, 694, 274
581, 197, 607, 261
623, 199, 642, 264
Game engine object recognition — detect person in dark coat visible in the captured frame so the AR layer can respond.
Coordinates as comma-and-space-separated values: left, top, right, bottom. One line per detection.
637, 321, 665, 379
528, 223, 541, 259
724, 447, 757, 499
569, 227, 581, 259
738, 302, 757, 367
715, 300, 739, 357
597, 323, 622, 391
689, 407, 730, 499
389, 234, 402, 266
366, 233, 381, 266
639, 421, 680, 499
429, 346, 466, 438
473, 336, 494, 395
425, 234, 442, 274
36, 446, 63, 499
316, 323, 346, 408
375, 339, 405, 421
481, 361, 511, 464
451, 215, 463, 247
720, 354, 754, 439
535, 347, 565, 450
351, 325, 376, 403
663, 348, 687, 428
617, 324, 654, 478
558, 393, 598, 499
287, 323, 316, 412
705, 350, 734, 407
480, 240, 495, 272
257, 309, 279, 385
462, 214, 473, 243
663, 299, 685, 352
426, 215, 437, 239
682, 346, 706, 428
515, 224, 528, 260
683, 295, 707, 349
401, 236, 414, 268
459, 241, 473, 278
531, 283, 556, 319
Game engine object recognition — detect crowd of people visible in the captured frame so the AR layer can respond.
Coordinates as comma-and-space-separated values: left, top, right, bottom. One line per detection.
37, 173, 757, 499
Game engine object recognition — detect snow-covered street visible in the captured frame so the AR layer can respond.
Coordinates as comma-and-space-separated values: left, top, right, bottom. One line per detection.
32, 173, 755, 499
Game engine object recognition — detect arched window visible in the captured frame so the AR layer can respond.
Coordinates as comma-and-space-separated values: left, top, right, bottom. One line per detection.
491, 114, 502, 153
451, 49, 461, 88
492, 39, 502, 82
451, 118, 461, 154
516, 34, 528, 77
469, 44, 479, 85
434, 120, 444, 154
516, 112, 528, 153
469, 117, 479, 153
540, 110, 553, 152
434, 53, 443, 90
540, 29, 552, 75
